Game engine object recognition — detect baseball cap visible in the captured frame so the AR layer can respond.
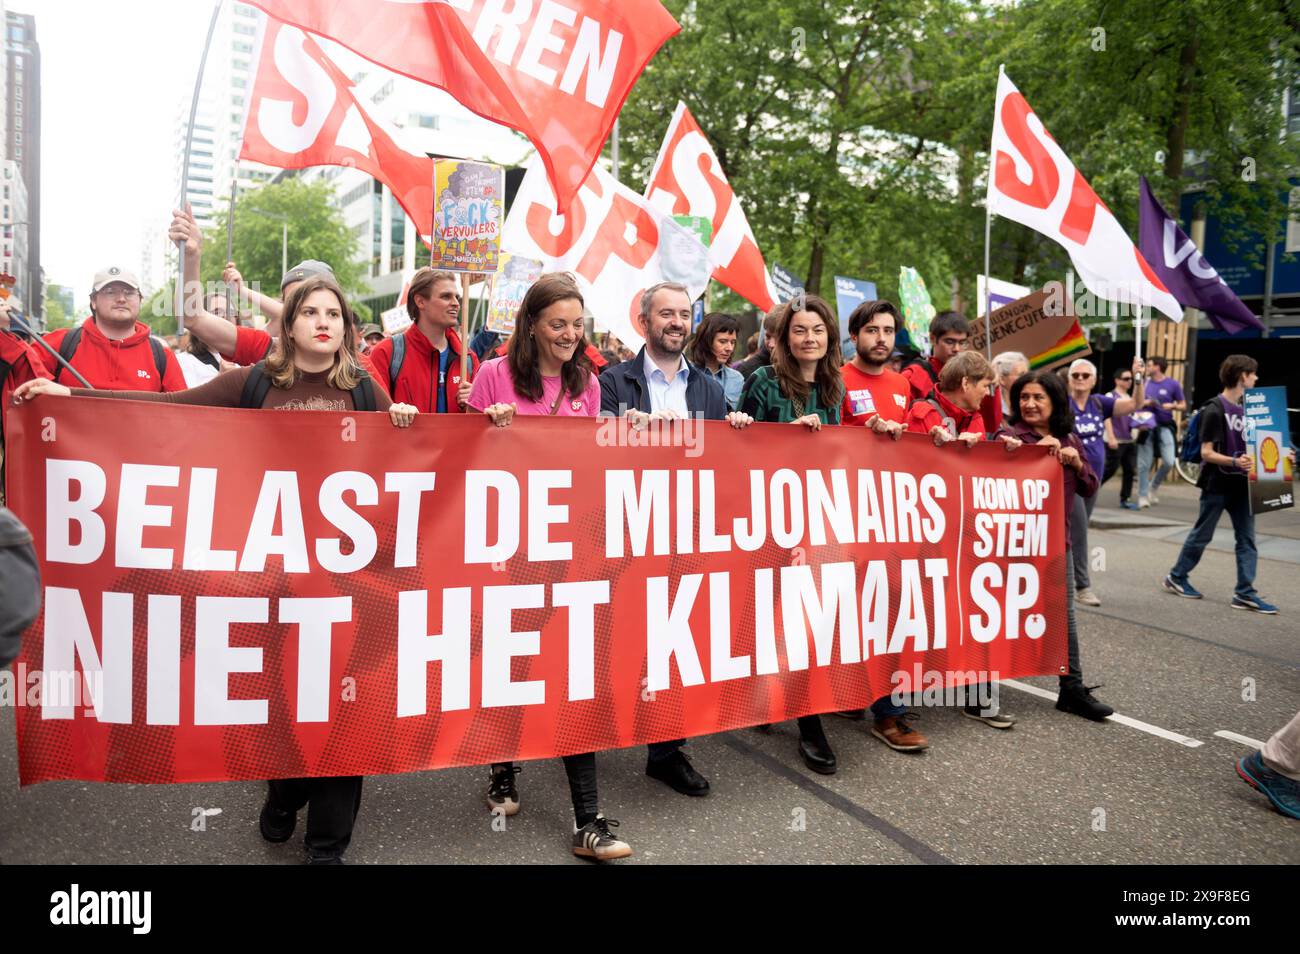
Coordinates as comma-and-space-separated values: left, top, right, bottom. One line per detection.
92, 266, 141, 293
360, 323, 383, 338
281, 259, 335, 291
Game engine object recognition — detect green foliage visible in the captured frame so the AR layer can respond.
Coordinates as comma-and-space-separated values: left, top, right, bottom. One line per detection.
619, 0, 1300, 316
42, 284, 78, 330
199, 178, 365, 307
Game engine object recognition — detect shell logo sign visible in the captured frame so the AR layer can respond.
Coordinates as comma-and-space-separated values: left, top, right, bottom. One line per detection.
1260, 436, 1281, 475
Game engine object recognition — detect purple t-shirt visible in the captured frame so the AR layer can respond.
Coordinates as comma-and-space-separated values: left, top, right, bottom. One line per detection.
467, 356, 600, 417
1145, 376, 1185, 426
1108, 389, 1135, 442
1072, 393, 1115, 480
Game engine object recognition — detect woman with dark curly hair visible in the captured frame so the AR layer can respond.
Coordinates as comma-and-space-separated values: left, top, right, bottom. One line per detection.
999, 368, 1113, 721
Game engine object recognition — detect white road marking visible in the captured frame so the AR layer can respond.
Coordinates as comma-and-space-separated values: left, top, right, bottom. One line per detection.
1212, 730, 1265, 749
1001, 679, 1203, 748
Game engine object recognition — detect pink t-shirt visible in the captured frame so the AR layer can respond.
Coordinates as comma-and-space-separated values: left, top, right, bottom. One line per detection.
467, 356, 600, 417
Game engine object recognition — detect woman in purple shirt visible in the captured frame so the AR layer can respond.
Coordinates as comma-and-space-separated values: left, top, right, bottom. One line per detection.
1000, 369, 1113, 721
1067, 358, 1143, 606
467, 272, 630, 863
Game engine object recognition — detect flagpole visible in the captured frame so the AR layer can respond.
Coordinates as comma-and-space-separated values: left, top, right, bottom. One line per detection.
982, 205, 993, 360
176, 0, 224, 335
225, 177, 237, 319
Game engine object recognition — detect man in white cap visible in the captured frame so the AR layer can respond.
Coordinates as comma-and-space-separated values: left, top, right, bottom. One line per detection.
42, 266, 185, 392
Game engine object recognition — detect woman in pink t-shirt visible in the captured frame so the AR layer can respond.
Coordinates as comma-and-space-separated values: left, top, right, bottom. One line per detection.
467, 272, 600, 420
466, 272, 629, 861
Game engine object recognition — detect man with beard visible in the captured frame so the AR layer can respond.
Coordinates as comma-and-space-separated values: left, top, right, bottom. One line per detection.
839, 300, 911, 435
599, 281, 753, 797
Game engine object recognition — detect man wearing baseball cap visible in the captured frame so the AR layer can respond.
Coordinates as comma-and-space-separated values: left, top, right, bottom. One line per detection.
42, 265, 185, 392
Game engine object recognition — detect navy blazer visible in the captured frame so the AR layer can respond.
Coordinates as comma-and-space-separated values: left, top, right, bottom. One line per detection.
599, 347, 728, 421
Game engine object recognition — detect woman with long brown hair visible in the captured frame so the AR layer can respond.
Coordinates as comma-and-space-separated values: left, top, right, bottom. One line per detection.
466, 272, 628, 861
15, 275, 417, 865
687, 311, 744, 410
738, 294, 845, 774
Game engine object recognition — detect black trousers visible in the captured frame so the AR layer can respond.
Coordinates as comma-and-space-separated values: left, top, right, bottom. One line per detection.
266, 775, 363, 859
1103, 442, 1137, 502
492, 755, 598, 825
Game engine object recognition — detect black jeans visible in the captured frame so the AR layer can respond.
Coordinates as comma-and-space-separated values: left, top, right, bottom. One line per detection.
493, 755, 599, 825
1103, 442, 1137, 502
266, 775, 363, 859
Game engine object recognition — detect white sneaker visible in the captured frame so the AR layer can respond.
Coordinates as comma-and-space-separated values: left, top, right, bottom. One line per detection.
1149, 492, 1160, 505
1075, 587, 1102, 607
1138, 496, 1150, 509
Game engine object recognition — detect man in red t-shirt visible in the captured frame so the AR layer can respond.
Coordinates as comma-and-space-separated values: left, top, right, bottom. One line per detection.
42, 267, 186, 393
839, 300, 911, 437
368, 267, 478, 413
900, 311, 1004, 433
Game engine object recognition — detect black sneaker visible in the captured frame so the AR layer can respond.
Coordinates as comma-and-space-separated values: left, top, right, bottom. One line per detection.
307, 853, 345, 865
1055, 682, 1114, 721
486, 764, 522, 816
259, 798, 296, 843
572, 816, 632, 861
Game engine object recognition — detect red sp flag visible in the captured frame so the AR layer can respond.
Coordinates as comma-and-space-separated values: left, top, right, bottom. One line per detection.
501, 156, 711, 350
986, 69, 1181, 322
5, 398, 1067, 785
645, 101, 777, 312
240, 19, 435, 243
249, 0, 680, 214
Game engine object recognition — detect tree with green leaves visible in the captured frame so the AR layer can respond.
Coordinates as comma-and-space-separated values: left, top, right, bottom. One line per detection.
618, 0, 1299, 320
199, 177, 366, 306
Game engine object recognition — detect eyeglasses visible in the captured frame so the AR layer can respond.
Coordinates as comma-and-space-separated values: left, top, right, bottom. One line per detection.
1070, 372, 1094, 380
98, 284, 140, 300
1117, 376, 1133, 382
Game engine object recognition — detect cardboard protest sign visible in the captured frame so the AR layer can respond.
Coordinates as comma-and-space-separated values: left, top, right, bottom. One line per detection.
431, 159, 505, 273
969, 289, 1091, 370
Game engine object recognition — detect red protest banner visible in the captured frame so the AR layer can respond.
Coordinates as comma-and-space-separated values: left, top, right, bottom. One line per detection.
4, 399, 1067, 785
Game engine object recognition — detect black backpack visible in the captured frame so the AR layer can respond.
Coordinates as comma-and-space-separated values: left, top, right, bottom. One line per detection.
54, 325, 170, 389
238, 360, 377, 411
900, 354, 939, 388
388, 332, 408, 395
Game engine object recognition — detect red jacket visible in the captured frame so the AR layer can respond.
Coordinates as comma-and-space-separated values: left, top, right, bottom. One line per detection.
43, 318, 186, 392
2, 329, 51, 412
229, 325, 380, 379
905, 387, 986, 438
901, 355, 1003, 433
369, 323, 479, 413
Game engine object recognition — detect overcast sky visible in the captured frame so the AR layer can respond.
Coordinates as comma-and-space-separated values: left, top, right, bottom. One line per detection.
31, 1, 217, 303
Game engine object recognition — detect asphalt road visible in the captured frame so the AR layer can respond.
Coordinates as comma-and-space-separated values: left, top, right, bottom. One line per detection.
2, 482, 1297, 865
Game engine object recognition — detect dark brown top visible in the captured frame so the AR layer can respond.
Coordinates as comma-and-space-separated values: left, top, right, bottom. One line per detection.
73, 365, 393, 412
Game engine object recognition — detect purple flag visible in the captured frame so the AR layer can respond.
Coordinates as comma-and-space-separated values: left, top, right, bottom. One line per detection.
1138, 176, 1264, 335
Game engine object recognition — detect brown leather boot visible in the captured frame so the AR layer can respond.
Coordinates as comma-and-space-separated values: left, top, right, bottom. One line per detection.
871, 714, 930, 752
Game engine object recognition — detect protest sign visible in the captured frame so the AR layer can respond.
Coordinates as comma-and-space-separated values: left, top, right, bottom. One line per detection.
834, 276, 877, 357
976, 275, 1030, 317
380, 304, 412, 336
1244, 386, 1295, 514
486, 254, 546, 336
6, 399, 1068, 784
898, 267, 935, 355
969, 290, 1091, 371
771, 264, 804, 305
431, 159, 505, 273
